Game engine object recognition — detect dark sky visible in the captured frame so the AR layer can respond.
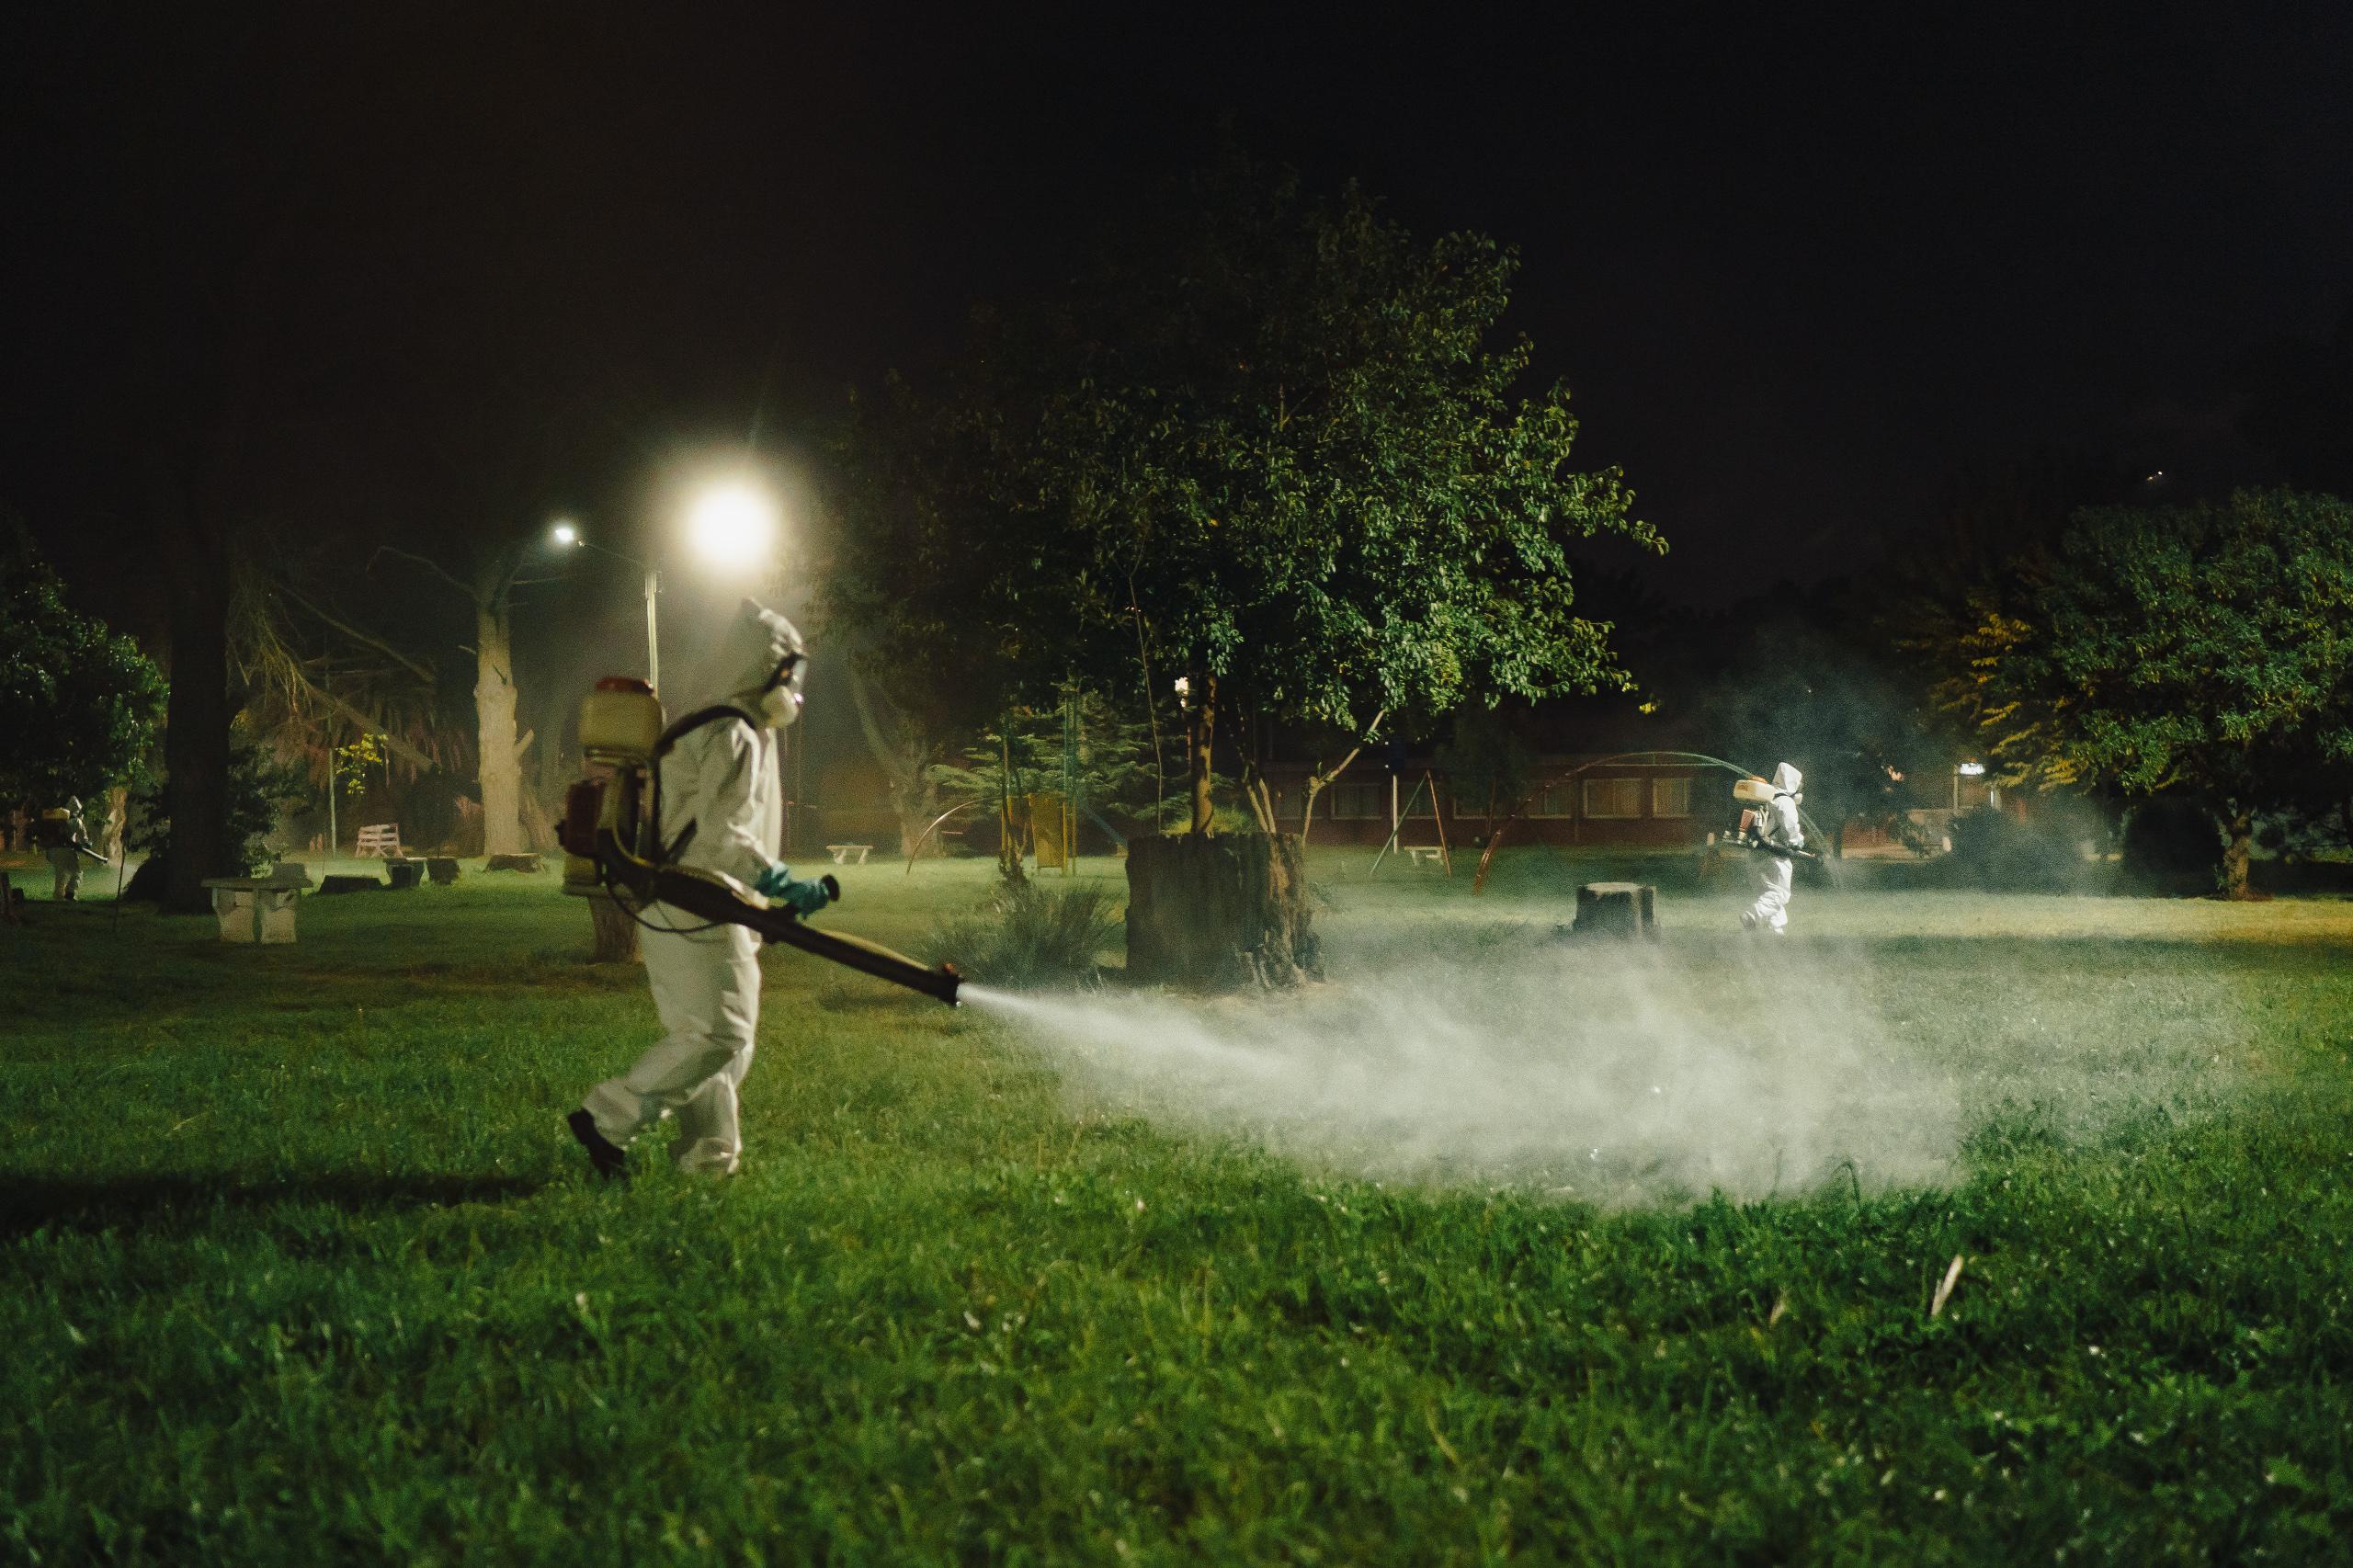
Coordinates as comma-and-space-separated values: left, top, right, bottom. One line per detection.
6, 3, 2350, 621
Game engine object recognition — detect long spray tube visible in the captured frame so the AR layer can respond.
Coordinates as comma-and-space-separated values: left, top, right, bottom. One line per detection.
1470, 752, 1833, 894
579, 807, 962, 1006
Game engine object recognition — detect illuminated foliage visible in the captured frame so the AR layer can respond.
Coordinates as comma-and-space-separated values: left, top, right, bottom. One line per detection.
0, 528, 165, 804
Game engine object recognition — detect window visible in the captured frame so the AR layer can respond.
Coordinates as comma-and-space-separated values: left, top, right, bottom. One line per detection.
1529, 783, 1576, 818
1584, 778, 1643, 819
1330, 782, 1385, 820
1652, 777, 1692, 818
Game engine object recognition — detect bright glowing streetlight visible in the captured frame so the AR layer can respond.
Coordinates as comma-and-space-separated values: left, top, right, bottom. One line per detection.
551, 520, 580, 548
686, 481, 778, 569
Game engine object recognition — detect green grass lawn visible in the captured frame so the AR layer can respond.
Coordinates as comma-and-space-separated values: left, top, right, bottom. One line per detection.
4, 851, 2350, 1562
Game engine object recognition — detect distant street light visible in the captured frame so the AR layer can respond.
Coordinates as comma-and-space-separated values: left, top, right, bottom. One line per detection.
551, 521, 663, 694
1952, 759, 1986, 814
687, 481, 778, 569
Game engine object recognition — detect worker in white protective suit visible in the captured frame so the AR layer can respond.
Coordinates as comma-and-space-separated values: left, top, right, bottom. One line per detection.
1740, 763, 1805, 935
45, 796, 88, 901
568, 598, 818, 1177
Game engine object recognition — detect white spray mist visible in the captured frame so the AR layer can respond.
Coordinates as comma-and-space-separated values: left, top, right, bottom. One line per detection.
962, 926, 1964, 1206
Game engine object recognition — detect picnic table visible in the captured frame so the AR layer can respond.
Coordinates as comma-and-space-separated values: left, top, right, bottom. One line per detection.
825, 844, 873, 865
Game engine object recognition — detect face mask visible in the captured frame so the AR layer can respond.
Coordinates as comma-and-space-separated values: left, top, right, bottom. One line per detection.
754, 685, 801, 730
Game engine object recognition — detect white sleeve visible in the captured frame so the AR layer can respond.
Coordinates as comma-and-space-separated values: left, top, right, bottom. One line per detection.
677, 721, 783, 886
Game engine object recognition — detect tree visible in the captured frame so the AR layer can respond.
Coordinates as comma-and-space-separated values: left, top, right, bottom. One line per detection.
0, 530, 166, 806
969, 158, 1662, 832
371, 542, 539, 857
824, 374, 1044, 858
1952, 491, 2353, 896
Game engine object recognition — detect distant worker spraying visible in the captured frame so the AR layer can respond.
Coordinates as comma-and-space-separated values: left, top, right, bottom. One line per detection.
568, 599, 834, 1178
1733, 763, 1807, 934
35, 796, 100, 901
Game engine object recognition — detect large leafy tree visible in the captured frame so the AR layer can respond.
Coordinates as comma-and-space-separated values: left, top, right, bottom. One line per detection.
1952, 490, 2353, 895
957, 159, 1662, 833
0, 530, 166, 807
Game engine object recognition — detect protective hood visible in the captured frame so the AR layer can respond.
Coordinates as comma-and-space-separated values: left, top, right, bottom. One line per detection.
687, 597, 807, 730
1771, 763, 1802, 799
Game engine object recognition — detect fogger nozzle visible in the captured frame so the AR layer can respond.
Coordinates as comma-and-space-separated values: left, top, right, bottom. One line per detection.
643, 863, 962, 1006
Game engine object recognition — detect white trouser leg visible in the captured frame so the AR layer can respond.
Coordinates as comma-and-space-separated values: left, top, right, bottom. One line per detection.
1745, 856, 1793, 931
582, 912, 763, 1173
49, 849, 81, 900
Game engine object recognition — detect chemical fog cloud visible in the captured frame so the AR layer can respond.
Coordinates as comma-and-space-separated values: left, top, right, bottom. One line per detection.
972, 922, 2241, 1207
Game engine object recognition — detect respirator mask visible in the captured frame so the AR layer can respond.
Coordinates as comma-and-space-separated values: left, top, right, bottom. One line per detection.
748, 651, 805, 730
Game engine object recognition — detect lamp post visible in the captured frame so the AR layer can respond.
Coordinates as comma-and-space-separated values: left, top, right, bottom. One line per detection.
552, 520, 662, 692
551, 483, 779, 695
1954, 759, 1985, 813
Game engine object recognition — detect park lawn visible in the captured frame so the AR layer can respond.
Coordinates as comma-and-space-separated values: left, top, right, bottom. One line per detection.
3, 853, 2350, 1562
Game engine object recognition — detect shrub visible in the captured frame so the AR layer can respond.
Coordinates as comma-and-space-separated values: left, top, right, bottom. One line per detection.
1948, 803, 2102, 892
2119, 798, 2221, 895
926, 881, 1120, 988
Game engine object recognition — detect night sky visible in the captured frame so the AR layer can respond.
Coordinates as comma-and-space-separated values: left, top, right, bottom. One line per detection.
6, 4, 2349, 622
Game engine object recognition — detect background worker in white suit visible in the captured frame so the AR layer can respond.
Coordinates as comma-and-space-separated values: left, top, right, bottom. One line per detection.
1740, 762, 1805, 935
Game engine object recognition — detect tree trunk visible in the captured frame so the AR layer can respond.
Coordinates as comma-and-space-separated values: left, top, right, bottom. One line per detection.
2219, 811, 2255, 899
474, 582, 527, 858
1187, 674, 1218, 834
587, 891, 642, 963
1294, 711, 1384, 852
1125, 831, 1318, 989
161, 504, 236, 912
846, 666, 940, 858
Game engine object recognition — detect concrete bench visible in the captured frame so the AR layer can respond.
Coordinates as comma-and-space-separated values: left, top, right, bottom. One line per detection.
484, 853, 544, 874
203, 877, 300, 943
825, 844, 873, 865
384, 858, 423, 890
426, 857, 461, 885
1573, 881, 1658, 940
319, 874, 384, 895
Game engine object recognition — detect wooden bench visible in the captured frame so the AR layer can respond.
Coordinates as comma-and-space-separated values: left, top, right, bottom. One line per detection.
825, 844, 873, 865
355, 824, 402, 858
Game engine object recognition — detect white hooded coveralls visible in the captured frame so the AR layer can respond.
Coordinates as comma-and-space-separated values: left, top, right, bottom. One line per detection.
1744, 763, 1804, 933
46, 797, 86, 901
581, 600, 803, 1174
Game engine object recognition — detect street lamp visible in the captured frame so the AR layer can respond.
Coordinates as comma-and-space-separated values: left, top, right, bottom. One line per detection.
551, 521, 664, 694
686, 481, 778, 568
1953, 759, 1985, 813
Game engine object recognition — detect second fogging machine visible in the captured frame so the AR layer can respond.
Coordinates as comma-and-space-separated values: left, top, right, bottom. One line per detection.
556, 676, 961, 1006
1729, 776, 1820, 861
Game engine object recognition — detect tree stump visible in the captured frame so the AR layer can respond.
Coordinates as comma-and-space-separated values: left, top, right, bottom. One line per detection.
426, 857, 460, 885
1125, 832, 1319, 990
1573, 881, 1658, 940
586, 890, 642, 964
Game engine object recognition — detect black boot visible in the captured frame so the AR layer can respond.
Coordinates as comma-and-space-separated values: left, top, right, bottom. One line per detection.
567, 1108, 628, 1179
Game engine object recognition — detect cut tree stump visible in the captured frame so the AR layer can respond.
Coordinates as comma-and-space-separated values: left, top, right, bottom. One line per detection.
426, 857, 460, 885
585, 889, 642, 964
1125, 832, 1319, 990
1573, 881, 1658, 940
484, 853, 544, 874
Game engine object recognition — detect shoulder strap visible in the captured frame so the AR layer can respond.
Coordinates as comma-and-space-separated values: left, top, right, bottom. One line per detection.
652, 704, 760, 862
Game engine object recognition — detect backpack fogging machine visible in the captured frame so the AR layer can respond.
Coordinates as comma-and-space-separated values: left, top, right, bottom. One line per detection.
555, 676, 962, 1006
32, 810, 107, 865
1729, 776, 1820, 861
